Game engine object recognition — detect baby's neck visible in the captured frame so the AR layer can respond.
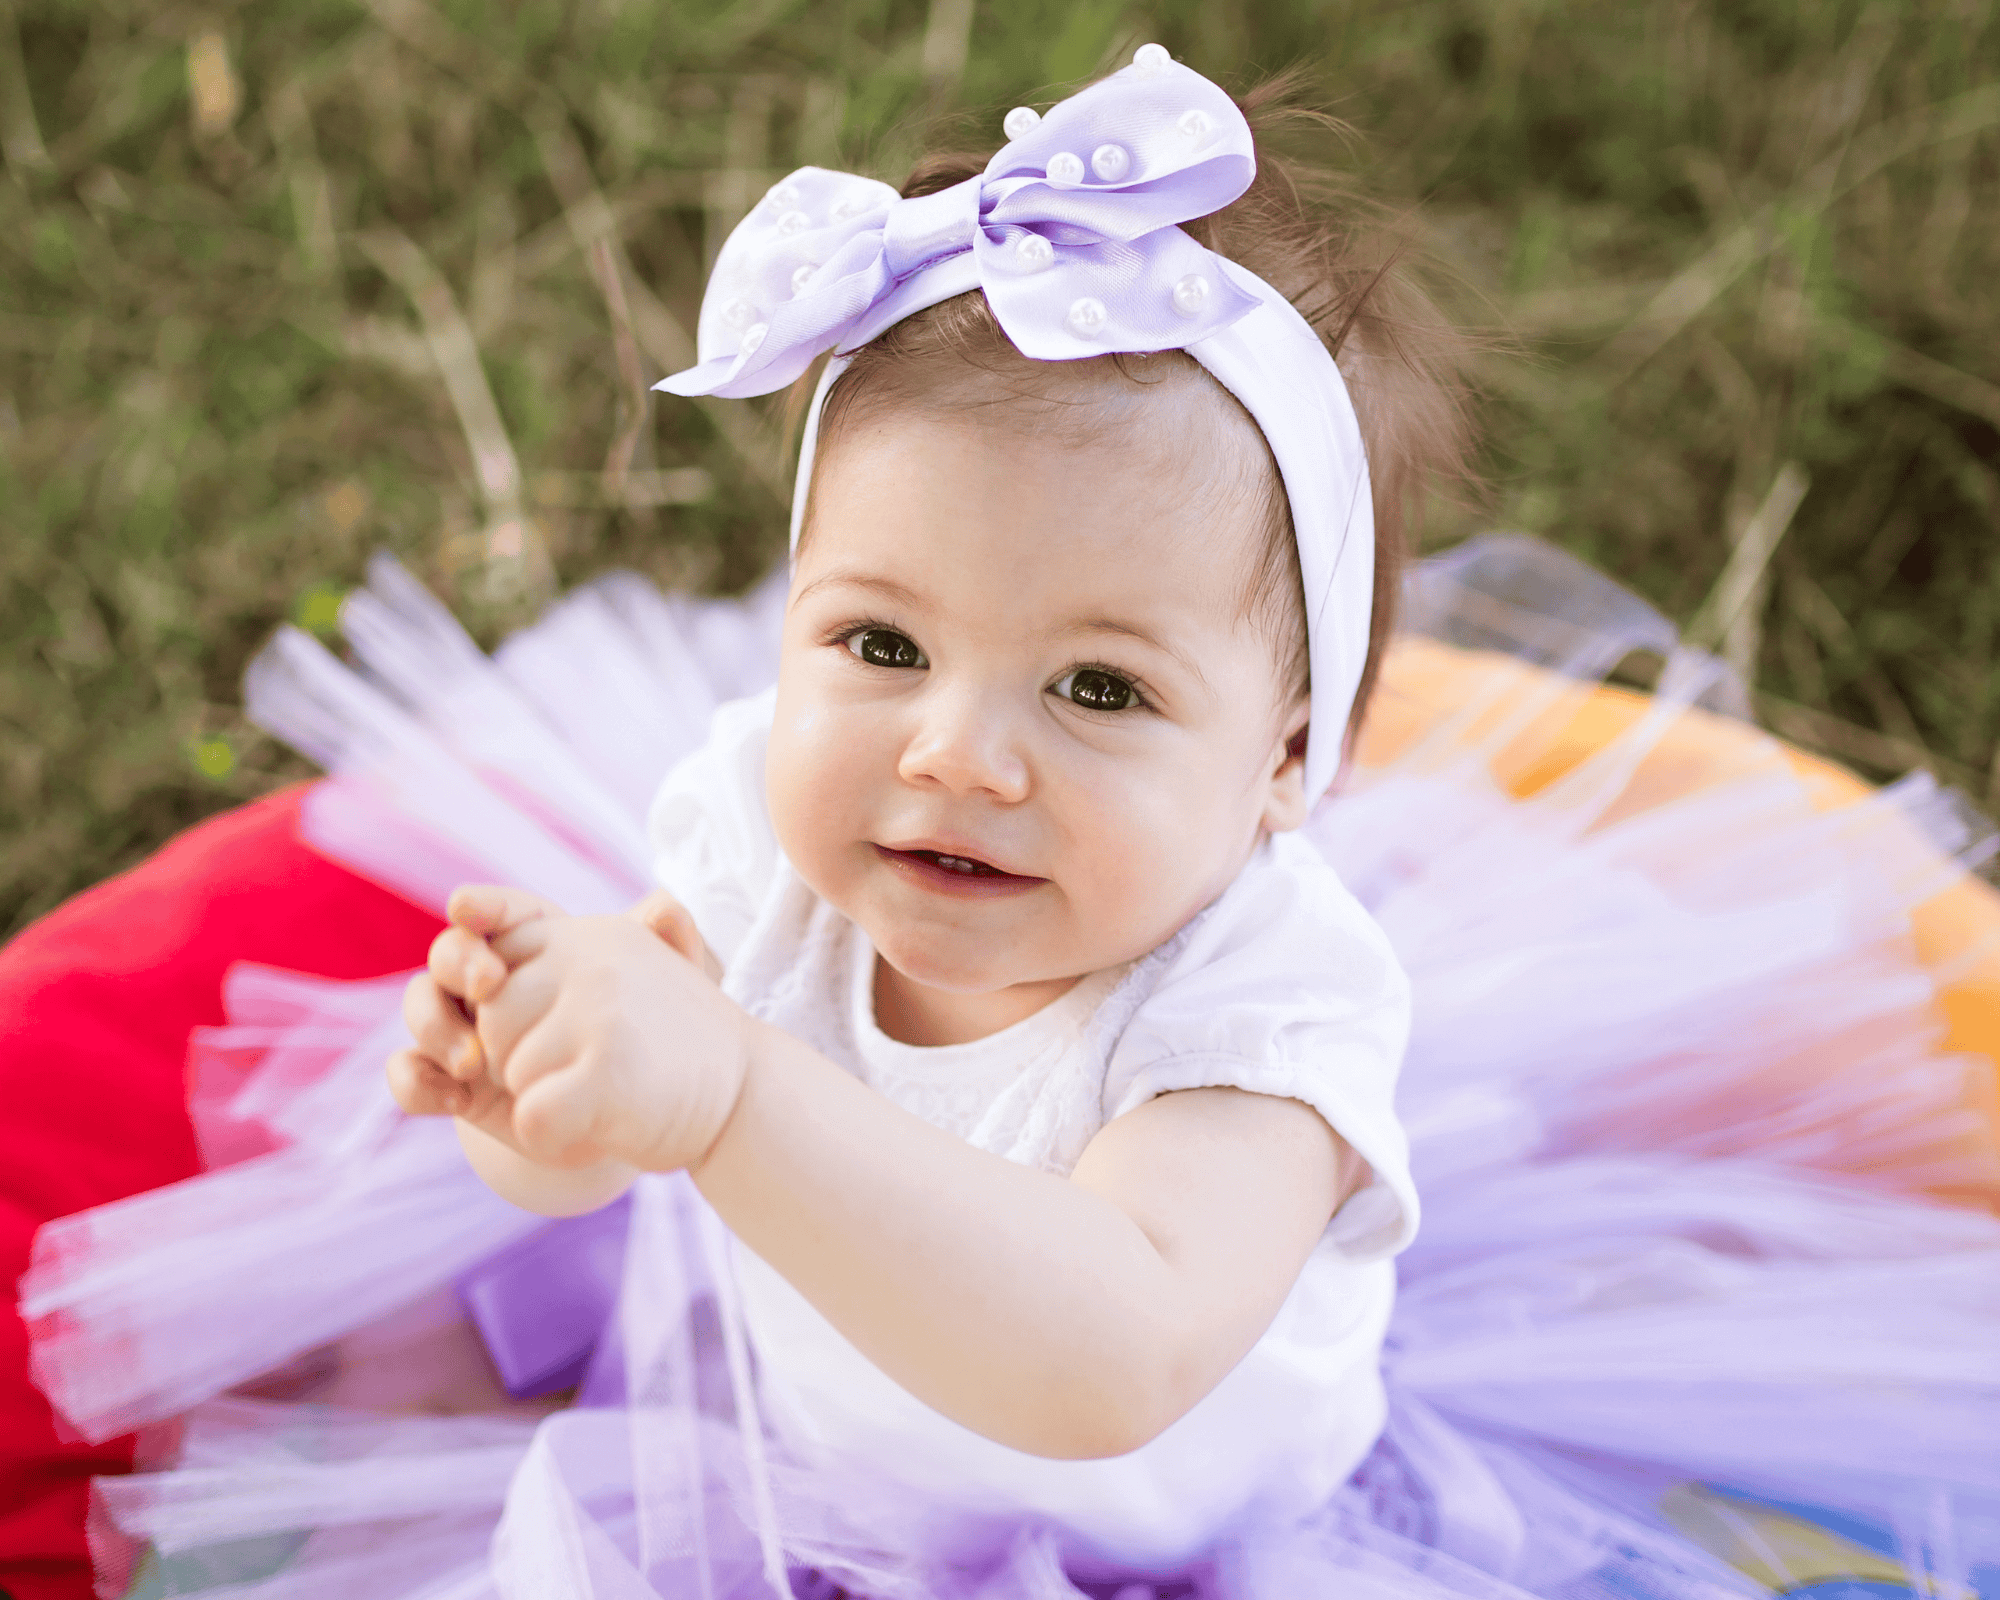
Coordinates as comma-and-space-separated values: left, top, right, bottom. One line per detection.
872, 958, 1084, 1048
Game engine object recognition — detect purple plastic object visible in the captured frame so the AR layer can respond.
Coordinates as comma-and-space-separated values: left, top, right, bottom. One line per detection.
456, 1195, 631, 1398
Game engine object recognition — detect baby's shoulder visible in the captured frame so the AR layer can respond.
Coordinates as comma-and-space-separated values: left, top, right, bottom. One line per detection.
1098, 833, 1418, 1259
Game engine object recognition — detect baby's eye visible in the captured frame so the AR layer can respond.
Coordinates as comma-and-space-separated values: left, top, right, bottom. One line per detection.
1054, 668, 1137, 712
845, 627, 927, 669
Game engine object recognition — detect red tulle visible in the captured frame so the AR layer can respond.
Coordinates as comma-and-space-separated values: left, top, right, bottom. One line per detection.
0, 785, 440, 1598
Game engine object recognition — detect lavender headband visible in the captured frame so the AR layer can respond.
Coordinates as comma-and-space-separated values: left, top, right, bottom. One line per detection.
659, 45, 1374, 804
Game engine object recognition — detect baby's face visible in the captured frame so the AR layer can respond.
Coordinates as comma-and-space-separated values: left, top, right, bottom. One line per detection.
766, 407, 1306, 1028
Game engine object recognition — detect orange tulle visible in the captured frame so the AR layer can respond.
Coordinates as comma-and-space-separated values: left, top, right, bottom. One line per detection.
1359, 636, 2000, 1196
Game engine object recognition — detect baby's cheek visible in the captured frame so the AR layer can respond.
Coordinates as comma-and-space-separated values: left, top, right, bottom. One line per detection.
767, 700, 872, 884
1063, 783, 1193, 937
1107, 778, 1247, 935
765, 732, 825, 861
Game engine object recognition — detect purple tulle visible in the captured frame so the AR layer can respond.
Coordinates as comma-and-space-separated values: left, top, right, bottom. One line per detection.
21, 536, 2000, 1600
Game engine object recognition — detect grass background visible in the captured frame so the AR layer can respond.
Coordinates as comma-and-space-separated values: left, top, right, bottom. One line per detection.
2, 0, 1997, 937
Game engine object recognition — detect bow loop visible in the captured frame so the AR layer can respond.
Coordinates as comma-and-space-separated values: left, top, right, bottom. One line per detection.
659, 53, 1263, 400
982, 54, 1254, 243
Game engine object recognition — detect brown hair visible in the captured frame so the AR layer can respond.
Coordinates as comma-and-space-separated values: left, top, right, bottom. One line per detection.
800, 72, 1479, 757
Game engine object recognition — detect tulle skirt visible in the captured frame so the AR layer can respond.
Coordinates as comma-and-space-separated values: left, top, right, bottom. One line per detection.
21, 535, 2000, 1600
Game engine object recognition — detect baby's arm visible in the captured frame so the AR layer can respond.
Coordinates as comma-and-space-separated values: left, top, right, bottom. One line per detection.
398, 903, 1358, 1459
699, 1020, 1359, 1460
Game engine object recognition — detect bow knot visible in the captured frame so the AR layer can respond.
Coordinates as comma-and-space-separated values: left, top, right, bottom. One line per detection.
659, 53, 1260, 399
880, 177, 982, 280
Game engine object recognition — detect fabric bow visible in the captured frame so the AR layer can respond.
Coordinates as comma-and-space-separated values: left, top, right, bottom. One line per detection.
659, 49, 1260, 399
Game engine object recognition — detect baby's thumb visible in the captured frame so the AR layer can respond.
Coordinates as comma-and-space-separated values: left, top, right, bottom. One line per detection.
447, 884, 563, 938
627, 890, 709, 969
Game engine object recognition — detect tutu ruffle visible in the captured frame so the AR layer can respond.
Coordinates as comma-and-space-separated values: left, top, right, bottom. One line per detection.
21, 536, 2000, 1600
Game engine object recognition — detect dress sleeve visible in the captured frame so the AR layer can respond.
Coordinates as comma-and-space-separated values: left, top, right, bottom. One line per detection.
645, 686, 782, 967
1099, 833, 1419, 1263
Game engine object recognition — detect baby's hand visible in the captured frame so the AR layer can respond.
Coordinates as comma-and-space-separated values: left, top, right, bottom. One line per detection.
389, 885, 744, 1175
389, 885, 552, 1157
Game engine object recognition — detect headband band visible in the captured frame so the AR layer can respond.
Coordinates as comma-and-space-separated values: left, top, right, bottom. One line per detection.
658, 45, 1373, 804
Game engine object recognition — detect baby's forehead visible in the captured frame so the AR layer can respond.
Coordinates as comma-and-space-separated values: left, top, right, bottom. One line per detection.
988, 354, 1269, 487
823, 338, 1270, 492
820, 400, 1266, 569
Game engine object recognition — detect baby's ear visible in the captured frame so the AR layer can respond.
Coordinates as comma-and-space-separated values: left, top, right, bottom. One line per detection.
1262, 709, 1311, 834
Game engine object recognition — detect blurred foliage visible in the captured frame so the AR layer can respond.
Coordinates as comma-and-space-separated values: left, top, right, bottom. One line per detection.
2, 0, 1997, 936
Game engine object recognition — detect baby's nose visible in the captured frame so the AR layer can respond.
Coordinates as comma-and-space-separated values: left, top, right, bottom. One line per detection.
897, 685, 1030, 802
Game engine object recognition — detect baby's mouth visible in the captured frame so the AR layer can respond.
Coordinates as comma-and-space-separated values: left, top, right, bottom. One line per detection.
912, 850, 1003, 876
874, 843, 1044, 896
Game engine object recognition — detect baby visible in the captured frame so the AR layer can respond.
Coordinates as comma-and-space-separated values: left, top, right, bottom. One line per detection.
390, 51, 1464, 1569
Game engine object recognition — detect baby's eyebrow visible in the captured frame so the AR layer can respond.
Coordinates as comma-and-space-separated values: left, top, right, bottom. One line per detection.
792, 570, 928, 611
1059, 617, 1210, 692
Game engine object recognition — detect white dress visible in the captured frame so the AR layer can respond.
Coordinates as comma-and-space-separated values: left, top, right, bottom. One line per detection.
649, 687, 1417, 1568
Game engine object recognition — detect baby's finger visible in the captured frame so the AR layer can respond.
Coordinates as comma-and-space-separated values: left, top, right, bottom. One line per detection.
466, 955, 562, 1081
511, 1061, 610, 1168
388, 1048, 513, 1128
627, 890, 703, 963
401, 971, 484, 1081
427, 924, 508, 1007
491, 1007, 586, 1101
632, 892, 704, 956
486, 915, 559, 970
455, 1077, 524, 1152
387, 1047, 474, 1117
628, 891, 723, 981
448, 884, 564, 940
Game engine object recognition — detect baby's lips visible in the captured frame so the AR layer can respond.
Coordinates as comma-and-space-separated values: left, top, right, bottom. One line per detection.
880, 836, 1036, 879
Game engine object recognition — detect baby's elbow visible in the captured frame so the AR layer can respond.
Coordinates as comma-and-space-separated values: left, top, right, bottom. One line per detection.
1026, 1353, 1197, 1461
1042, 1409, 1175, 1462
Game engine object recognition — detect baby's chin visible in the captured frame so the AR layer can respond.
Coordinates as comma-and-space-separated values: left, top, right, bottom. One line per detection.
871, 933, 1079, 998
814, 863, 1180, 1000
867, 913, 1168, 1002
